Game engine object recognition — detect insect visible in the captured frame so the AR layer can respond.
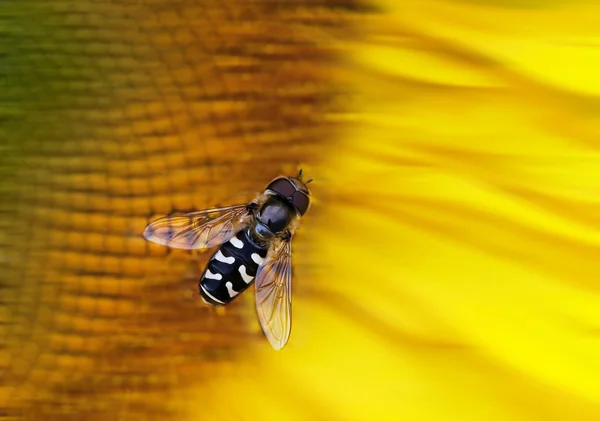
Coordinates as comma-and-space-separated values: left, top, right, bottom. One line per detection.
143, 170, 313, 350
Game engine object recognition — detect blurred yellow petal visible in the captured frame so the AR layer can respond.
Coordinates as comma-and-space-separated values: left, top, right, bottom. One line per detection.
378, 1, 600, 94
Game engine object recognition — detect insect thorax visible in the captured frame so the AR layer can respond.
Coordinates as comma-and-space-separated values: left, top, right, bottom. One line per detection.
255, 195, 296, 237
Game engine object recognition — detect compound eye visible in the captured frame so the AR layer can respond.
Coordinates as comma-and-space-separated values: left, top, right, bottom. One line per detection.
292, 191, 310, 216
267, 178, 295, 197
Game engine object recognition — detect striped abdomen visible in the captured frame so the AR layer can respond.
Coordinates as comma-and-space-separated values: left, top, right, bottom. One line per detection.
199, 229, 268, 305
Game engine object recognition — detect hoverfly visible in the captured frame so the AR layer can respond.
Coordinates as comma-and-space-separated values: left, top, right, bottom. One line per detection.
143, 170, 312, 350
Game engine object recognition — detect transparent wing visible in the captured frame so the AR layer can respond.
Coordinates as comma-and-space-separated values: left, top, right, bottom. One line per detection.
254, 239, 293, 350
143, 204, 252, 250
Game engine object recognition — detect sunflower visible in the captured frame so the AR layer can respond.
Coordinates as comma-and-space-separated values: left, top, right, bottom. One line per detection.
2, 0, 600, 420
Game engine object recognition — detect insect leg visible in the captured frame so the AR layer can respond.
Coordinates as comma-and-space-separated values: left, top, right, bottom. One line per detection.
246, 202, 259, 214
281, 230, 292, 242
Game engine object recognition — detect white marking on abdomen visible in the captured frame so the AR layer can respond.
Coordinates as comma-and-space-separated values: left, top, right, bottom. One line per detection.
230, 236, 244, 249
225, 282, 238, 298
205, 269, 222, 280
251, 253, 264, 265
200, 285, 225, 304
215, 250, 235, 264
238, 265, 254, 284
